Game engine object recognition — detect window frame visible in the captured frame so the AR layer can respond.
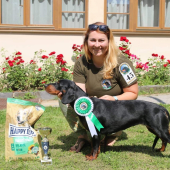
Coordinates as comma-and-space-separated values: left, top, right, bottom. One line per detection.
0, 0, 88, 31
104, 0, 170, 33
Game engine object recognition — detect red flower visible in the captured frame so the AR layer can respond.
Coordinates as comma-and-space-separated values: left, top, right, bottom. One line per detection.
119, 47, 126, 51
61, 67, 68, 72
20, 59, 24, 63
164, 64, 168, 67
30, 60, 36, 64
8, 60, 15, 64
136, 62, 143, 69
6, 57, 9, 60
30, 60, 34, 64
38, 68, 42, 71
42, 81, 46, 84
120, 36, 127, 41
49, 51, 56, 55
56, 57, 63, 63
160, 55, 165, 60
125, 39, 129, 42
16, 62, 20, 65
16, 52, 22, 55
42, 55, 48, 59
167, 60, 170, 64
2, 68, 6, 73
9, 62, 14, 67
17, 56, 22, 59
80, 45, 83, 49
56, 54, 63, 59
125, 50, 131, 56
61, 60, 67, 65
152, 53, 158, 57
56, 59, 61, 64
72, 44, 76, 48
56, 54, 64, 64
14, 57, 18, 60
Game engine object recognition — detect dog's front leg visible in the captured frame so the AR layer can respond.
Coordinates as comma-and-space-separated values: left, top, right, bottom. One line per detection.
86, 135, 100, 161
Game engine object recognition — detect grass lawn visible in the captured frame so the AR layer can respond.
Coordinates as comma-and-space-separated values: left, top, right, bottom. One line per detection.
1, 105, 170, 170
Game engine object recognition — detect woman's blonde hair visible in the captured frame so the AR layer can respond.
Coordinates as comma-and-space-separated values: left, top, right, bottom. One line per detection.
83, 22, 119, 79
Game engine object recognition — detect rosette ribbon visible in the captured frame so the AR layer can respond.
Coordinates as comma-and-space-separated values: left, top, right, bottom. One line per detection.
74, 97, 104, 137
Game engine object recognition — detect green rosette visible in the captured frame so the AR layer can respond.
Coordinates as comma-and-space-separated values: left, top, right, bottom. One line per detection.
74, 97, 104, 132
74, 97, 93, 116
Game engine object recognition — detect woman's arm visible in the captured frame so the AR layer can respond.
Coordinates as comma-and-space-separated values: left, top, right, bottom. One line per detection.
75, 83, 86, 92
99, 82, 138, 101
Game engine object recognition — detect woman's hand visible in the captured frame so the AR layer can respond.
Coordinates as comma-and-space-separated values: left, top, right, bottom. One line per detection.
57, 92, 63, 100
99, 82, 138, 101
99, 95, 115, 101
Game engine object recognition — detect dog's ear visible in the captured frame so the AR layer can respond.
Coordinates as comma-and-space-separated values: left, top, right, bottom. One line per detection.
61, 86, 75, 104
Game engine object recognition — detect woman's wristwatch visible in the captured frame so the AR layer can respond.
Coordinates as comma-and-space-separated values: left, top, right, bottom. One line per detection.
113, 96, 118, 101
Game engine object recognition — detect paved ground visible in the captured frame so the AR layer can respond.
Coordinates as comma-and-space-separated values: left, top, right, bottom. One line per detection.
0, 98, 40, 110
40, 93, 170, 107
1, 93, 170, 110
137, 93, 170, 104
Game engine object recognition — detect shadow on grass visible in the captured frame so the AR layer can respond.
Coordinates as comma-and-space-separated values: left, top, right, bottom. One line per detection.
49, 131, 166, 158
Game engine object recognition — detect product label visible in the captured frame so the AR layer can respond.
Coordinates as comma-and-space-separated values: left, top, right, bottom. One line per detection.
9, 124, 36, 138
13, 137, 34, 155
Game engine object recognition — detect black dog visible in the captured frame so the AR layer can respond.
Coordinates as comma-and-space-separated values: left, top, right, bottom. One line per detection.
45, 79, 170, 160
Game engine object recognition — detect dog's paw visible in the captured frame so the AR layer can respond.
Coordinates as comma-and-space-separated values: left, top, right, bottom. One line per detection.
85, 154, 97, 161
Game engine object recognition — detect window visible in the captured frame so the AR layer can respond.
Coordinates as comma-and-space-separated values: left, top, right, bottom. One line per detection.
106, 0, 130, 30
165, 0, 170, 27
62, 0, 85, 28
0, 0, 87, 30
30, 0, 53, 25
105, 0, 170, 33
1, 0, 24, 25
138, 0, 159, 27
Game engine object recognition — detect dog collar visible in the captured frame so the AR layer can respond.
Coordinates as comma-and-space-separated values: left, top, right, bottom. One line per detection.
74, 97, 104, 137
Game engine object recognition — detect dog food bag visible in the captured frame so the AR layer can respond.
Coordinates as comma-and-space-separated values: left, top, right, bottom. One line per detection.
5, 98, 45, 161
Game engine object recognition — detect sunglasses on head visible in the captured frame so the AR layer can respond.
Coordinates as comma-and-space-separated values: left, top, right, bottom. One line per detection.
88, 24, 109, 32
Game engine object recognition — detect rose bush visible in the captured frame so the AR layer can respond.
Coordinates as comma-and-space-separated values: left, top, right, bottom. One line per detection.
119, 36, 170, 85
0, 48, 72, 91
71, 44, 83, 62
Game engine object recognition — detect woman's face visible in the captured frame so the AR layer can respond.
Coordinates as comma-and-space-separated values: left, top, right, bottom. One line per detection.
88, 31, 109, 58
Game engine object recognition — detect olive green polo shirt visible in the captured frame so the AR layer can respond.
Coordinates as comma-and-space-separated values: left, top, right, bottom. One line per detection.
73, 54, 137, 98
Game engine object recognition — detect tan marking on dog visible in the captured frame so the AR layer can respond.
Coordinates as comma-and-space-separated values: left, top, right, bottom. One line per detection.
45, 84, 60, 95
165, 111, 169, 119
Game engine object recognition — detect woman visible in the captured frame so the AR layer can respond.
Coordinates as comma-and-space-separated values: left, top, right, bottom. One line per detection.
58, 22, 138, 152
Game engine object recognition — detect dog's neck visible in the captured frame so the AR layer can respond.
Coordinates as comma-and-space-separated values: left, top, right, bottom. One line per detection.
70, 85, 88, 108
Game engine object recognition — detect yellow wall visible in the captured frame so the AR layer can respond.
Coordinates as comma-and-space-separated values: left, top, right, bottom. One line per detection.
0, 0, 170, 66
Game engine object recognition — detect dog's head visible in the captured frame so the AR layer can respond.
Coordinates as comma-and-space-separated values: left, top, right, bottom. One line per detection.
45, 79, 76, 104
17, 107, 32, 126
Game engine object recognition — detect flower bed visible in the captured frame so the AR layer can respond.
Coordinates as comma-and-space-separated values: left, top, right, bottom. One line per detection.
0, 49, 73, 91
119, 37, 170, 86
0, 37, 170, 92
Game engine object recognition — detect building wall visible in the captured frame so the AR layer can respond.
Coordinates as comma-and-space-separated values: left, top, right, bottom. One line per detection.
0, 0, 170, 67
